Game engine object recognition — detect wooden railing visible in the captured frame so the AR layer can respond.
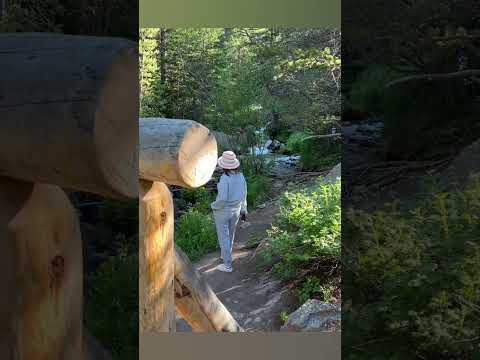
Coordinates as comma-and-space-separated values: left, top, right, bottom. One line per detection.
0, 34, 138, 359
139, 118, 243, 333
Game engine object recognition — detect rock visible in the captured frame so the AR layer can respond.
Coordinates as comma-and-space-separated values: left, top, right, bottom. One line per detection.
439, 139, 480, 187
324, 163, 341, 183
240, 221, 251, 229
267, 139, 282, 152
280, 299, 341, 332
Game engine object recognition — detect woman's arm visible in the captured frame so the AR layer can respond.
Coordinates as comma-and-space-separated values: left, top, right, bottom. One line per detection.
240, 176, 248, 215
210, 176, 228, 210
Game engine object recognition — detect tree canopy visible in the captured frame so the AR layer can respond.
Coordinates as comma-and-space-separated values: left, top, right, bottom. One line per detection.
140, 28, 341, 139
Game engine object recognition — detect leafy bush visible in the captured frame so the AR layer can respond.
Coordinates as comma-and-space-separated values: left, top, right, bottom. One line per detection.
347, 66, 397, 116
99, 199, 138, 238
178, 186, 214, 213
244, 173, 272, 209
85, 244, 138, 360
241, 154, 274, 178
344, 174, 480, 359
286, 131, 311, 153
175, 208, 218, 261
264, 178, 341, 296
286, 131, 341, 171
383, 77, 480, 160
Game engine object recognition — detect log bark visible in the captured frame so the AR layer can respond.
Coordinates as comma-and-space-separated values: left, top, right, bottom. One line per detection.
174, 245, 243, 332
0, 33, 138, 199
140, 118, 217, 187
0, 177, 83, 360
139, 180, 175, 332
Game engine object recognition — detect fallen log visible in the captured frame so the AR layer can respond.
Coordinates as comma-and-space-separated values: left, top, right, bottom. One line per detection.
0, 178, 83, 360
174, 245, 243, 332
139, 118, 217, 187
386, 69, 480, 88
139, 180, 175, 332
0, 33, 138, 199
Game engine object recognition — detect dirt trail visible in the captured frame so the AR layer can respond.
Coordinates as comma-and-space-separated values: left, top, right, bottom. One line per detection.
177, 195, 294, 331
177, 158, 320, 332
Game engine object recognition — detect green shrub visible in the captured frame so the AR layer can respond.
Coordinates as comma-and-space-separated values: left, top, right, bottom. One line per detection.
178, 186, 214, 213
85, 244, 138, 360
348, 66, 397, 116
175, 208, 218, 261
344, 174, 480, 359
244, 173, 272, 208
241, 154, 274, 178
265, 178, 341, 283
99, 199, 138, 238
286, 132, 341, 171
383, 77, 480, 160
299, 139, 341, 171
286, 131, 310, 153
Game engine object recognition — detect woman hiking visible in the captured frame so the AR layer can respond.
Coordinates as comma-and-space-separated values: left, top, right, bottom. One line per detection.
210, 151, 248, 273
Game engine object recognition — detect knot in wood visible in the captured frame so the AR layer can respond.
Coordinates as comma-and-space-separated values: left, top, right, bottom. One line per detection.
160, 211, 167, 225
51, 255, 65, 280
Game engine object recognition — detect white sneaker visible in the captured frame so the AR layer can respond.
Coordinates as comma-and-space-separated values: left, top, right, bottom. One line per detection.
217, 264, 233, 273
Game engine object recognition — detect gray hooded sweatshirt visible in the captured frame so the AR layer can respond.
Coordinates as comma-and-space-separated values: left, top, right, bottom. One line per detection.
210, 173, 248, 213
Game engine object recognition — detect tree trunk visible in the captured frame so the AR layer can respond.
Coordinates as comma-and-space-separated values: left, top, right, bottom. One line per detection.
0, 177, 83, 360
139, 180, 175, 332
0, 33, 138, 199
158, 29, 166, 85
139, 118, 217, 187
174, 246, 244, 332
0, 0, 6, 20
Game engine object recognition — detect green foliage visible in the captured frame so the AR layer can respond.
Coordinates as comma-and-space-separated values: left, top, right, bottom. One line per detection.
344, 174, 480, 359
1, 0, 138, 38
244, 173, 272, 209
286, 131, 310, 153
175, 209, 218, 261
265, 178, 341, 284
280, 311, 289, 323
347, 66, 397, 116
295, 276, 323, 304
178, 186, 214, 213
99, 199, 138, 238
236, 155, 274, 208
286, 131, 341, 171
241, 154, 274, 177
383, 78, 480, 160
85, 244, 138, 360
295, 277, 335, 304
140, 28, 340, 136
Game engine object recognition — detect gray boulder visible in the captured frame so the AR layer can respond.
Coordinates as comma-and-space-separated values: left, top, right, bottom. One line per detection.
324, 163, 341, 183
280, 300, 341, 332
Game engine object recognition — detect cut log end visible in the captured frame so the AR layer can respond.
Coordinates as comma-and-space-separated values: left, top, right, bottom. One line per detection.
139, 119, 218, 188
95, 47, 139, 199
178, 126, 218, 188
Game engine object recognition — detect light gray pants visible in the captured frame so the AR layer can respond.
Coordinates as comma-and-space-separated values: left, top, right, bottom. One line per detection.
213, 207, 241, 267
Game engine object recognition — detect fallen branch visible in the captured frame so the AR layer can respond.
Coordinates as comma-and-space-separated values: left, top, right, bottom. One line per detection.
386, 69, 480, 88
301, 133, 341, 142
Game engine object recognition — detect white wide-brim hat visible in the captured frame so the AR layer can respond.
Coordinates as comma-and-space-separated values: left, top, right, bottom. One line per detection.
217, 151, 240, 169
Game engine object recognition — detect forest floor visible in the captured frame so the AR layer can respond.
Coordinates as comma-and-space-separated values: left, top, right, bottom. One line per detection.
177, 158, 324, 332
